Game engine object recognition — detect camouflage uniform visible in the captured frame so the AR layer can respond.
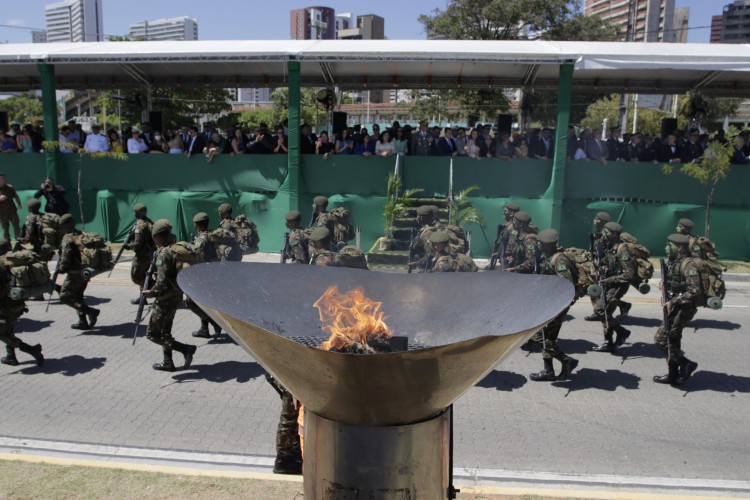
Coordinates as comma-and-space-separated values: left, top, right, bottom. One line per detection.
0, 183, 21, 241
59, 231, 99, 329
0, 260, 44, 366
187, 230, 222, 337
267, 376, 302, 474
20, 201, 44, 253
127, 217, 155, 288
284, 228, 309, 264
593, 235, 634, 351
506, 232, 539, 273
312, 249, 336, 267
410, 220, 446, 272
192, 230, 218, 264
430, 251, 478, 273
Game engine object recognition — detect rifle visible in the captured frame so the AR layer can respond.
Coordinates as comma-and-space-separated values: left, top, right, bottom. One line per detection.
46, 255, 62, 313
132, 250, 158, 345
660, 258, 672, 361
109, 229, 133, 277
280, 232, 290, 264
407, 228, 416, 274
593, 235, 609, 332
309, 210, 317, 228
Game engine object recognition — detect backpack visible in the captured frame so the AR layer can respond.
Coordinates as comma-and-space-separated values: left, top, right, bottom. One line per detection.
334, 246, 368, 270
208, 228, 243, 262
169, 242, 199, 271
620, 232, 639, 244
686, 257, 726, 306
455, 253, 478, 272
232, 215, 260, 254
75, 232, 114, 272
330, 207, 356, 243
24, 214, 43, 246
552, 248, 598, 289
3, 250, 51, 288
445, 225, 469, 255
689, 236, 719, 262
41, 213, 61, 249
617, 242, 653, 283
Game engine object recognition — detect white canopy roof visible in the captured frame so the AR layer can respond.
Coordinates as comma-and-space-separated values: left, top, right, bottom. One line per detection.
0, 40, 748, 95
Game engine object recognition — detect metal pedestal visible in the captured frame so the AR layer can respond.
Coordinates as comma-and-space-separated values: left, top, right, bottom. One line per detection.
303, 408, 451, 499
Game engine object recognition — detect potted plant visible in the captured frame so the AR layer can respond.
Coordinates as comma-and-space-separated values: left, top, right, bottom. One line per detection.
380, 172, 421, 251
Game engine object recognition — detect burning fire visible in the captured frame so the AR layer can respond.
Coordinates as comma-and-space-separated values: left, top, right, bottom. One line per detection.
314, 285, 393, 352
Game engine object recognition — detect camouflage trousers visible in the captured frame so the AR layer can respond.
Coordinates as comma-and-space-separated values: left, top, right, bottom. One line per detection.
185, 296, 211, 324
0, 318, 20, 348
130, 255, 151, 288
594, 284, 629, 340
0, 212, 20, 241
654, 305, 697, 365
269, 379, 301, 460
530, 307, 570, 360
60, 273, 89, 312
146, 296, 181, 350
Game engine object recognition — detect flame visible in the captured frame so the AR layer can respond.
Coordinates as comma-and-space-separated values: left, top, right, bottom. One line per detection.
313, 285, 393, 351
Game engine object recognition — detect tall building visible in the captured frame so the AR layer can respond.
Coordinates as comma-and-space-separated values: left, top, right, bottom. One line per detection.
711, 0, 750, 44
671, 7, 689, 43
584, 0, 675, 42
32, 30, 48, 43
129, 16, 198, 41
45, 0, 103, 43
335, 13, 353, 34
290, 6, 336, 40
337, 14, 385, 40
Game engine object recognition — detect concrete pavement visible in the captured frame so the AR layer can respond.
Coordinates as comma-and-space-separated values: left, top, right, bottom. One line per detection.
1, 254, 749, 497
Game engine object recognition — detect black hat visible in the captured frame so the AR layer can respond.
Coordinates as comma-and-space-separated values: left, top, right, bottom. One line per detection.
678, 218, 695, 229
218, 203, 232, 215
151, 219, 172, 236
192, 212, 209, 224
537, 229, 559, 244
604, 222, 622, 233
513, 211, 531, 223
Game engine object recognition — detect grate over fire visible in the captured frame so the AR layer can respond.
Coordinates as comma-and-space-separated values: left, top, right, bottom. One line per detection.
178, 262, 573, 426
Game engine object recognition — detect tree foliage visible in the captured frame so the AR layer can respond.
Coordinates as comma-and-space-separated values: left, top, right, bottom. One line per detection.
269, 88, 320, 128
449, 185, 485, 229
0, 93, 45, 125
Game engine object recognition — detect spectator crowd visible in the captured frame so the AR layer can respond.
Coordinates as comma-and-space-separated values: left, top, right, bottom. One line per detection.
2, 118, 749, 165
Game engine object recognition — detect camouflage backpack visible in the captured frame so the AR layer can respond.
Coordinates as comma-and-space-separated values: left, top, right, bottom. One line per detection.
617, 241, 653, 284
689, 236, 719, 262
3, 250, 50, 288
168, 242, 199, 271
41, 213, 61, 249
685, 257, 726, 306
330, 207, 356, 243
445, 225, 469, 255
455, 253, 478, 272
232, 215, 260, 254
334, 245, 368, 270
552, 248, 598, 289
24, 213, 44, 247
75, 232, 113, 272
208, 228, 243, 262
620, 232, 639, 244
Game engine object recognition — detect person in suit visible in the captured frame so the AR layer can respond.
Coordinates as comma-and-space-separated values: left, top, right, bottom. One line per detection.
410, 120, 436, 156
184, 126, 206, 159
657, 134, 682, 164
585, 129, 608, 164
532, 127, 554, 159
436, 127, 459, 156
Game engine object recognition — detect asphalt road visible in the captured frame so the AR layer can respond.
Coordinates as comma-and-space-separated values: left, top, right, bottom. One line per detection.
1, 255, 748, 487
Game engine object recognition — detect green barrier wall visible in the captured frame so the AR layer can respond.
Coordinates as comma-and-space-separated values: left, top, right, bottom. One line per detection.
1, 154, 748, 260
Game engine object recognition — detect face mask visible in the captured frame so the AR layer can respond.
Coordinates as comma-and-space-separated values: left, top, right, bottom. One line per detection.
154, 135, 162, 141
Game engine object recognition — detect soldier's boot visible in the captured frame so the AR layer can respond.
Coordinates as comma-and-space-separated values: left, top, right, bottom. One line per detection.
584, 313, 603, 322
71, 312, 90, 330
1, 345, 19, 366
558, 356, 579, 380
274, 439, 303, 475
54, 284, 62, 294
19, 342, 44, 367
680, 357, 699, 382
152, 349, 176, 372
173, 341, 197, 369
85, 306, 100, 328
617, 301, 632, 320
653, 362, 682, 385
209, 318, 222, 336
529, 358, 556, 382
614, 326, 631, 347
192, 320, 212, 339
593, 338, 614, 352
520, 338, 537, 352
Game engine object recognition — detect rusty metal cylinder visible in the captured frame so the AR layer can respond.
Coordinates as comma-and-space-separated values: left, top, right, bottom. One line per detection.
303, 407, 450, 499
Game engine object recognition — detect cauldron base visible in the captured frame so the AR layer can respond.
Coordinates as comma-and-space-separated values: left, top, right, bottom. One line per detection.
303, 408, 450, 499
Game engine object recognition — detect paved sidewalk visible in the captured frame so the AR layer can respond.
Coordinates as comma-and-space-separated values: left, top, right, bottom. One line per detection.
1, 255, 748, 493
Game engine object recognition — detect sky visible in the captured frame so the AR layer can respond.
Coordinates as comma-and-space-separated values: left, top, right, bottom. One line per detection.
0, 0, 717, 44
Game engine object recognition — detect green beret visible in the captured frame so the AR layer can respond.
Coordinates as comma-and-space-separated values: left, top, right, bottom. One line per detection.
429, 230, 449, 244
313, 196, 329, 206
218, 203, 232, 215
192, 212, 209, 224
595, 212, 612, 222
604, 222, 623, 233
151, 219, 173, 236
27, 198, 41, 209
416, 205, 433, 216
309, 227, 330, 242
537, 228, 559, 244
133, 203, 147, 212
678, 218, 694, 229
429, 205, 440, 216
667, 233, 690, 245
285, 210, 301, 221
59, 214, 75, 225
505, 202, 520, 211
514, 211, 531, 223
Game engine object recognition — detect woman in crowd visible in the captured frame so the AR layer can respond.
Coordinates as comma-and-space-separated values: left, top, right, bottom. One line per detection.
494, 132, 515, 160
149, 131, 168, 153
335, 129, 353, 155
204, 131, 226, 163
515, 138, 529, 159
353, 132, 375, 157
465, 128, 483, 159
15, 126, 33, 153
166, 130, 184, 154
273, 127, 288, 154
108, 129, 123, 153
375, 130, 395, 157
0, 132, 17, 153
316, 131, 335, 158
573, 139, 588, 160
230, 128, 246, 156
480, 135, 495, 159
393, 127, 408, 156
127, 130, 148, 154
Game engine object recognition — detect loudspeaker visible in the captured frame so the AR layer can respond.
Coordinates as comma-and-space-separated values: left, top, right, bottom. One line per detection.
149, 111, 164, 133
332, 112, 347, 136
661, 118, 678, 140
496, 114, 513, 136
0, 112, 8, 132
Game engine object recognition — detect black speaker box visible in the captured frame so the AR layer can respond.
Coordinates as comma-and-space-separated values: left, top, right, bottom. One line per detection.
497, 114, 513, 135
149, 111, 164, 133
661, 118, 678, 140
332, 112, 347, 136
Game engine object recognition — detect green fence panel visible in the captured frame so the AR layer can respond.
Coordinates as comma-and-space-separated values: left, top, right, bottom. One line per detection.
302, 155, 395, 196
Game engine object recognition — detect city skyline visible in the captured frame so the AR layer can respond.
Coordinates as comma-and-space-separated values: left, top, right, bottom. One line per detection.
0, 0, 719, 44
